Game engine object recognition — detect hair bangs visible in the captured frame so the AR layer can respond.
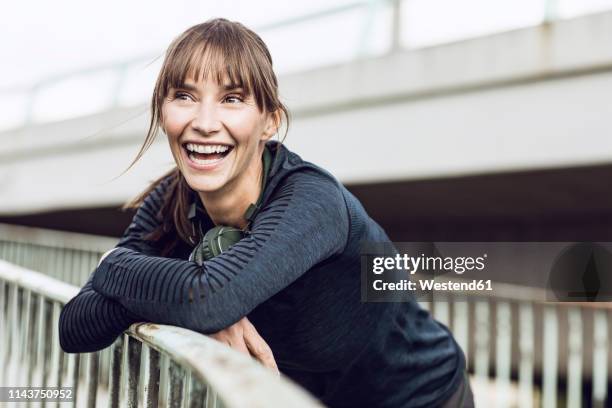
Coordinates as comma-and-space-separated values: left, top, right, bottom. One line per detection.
161, 32, 265, 109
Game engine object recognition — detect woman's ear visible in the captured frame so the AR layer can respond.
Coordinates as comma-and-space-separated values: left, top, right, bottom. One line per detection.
262, 110, 281, 141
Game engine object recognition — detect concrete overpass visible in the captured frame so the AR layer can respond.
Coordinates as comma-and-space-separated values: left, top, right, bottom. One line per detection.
1, 11, 612, 240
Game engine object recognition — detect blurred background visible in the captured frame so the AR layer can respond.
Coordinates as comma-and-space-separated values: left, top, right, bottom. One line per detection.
1, 0, 612, 407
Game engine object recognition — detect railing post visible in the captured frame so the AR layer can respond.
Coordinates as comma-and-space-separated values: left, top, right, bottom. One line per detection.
452, 298, 469, 371
518, 302, 534, 408
0, 280, 6, 386
144, 346, 161, 408
474, 300, 490, 380
168, 360, 186, 408
495, 301, 512, 408
542, 306, 558, 408
35, 295, 47, 387
127, 335, 142, 407
566, 307, 583, 408
87, 352, 100, 407
108, 336, 124, 407
592, 309, 608, 408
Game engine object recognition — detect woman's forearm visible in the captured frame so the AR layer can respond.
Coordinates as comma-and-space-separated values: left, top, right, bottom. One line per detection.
59, 175, 173, 353
59, 279, 141, 353
91, 173, 349, 334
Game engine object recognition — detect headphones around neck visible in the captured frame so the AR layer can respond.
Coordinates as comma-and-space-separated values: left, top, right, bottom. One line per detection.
188, 146, 272, 265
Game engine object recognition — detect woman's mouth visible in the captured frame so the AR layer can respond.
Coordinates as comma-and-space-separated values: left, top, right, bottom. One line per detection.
183, 142, 234, 167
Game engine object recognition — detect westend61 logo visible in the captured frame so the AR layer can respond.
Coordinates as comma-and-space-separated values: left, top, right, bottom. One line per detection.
372, 253, 487, 275
361, 242, 612, 302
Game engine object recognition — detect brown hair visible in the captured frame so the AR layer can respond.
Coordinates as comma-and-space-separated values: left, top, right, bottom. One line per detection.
124, 18, 290, 256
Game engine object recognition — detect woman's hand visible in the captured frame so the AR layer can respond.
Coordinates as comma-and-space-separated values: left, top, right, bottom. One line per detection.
209, 317, 279, 374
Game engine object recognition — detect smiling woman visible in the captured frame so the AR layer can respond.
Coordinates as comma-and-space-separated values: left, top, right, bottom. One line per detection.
58, 18, 473, 408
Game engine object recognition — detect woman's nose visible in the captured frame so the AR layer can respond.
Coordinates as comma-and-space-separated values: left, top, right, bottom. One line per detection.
191, 103, 222, 135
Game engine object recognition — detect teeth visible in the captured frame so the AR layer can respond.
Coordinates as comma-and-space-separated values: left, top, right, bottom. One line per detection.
186, 143, 230, 154
188, 152, 225, 165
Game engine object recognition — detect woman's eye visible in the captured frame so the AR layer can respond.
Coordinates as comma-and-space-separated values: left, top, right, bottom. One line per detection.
175, 92, 193, 101
224, 94, 244, 104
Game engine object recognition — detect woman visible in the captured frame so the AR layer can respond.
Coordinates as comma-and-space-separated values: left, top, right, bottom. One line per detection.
59, 18, 473, 407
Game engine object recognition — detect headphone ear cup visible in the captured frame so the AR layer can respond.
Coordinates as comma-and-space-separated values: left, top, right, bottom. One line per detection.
190, 226, 245, 264
206, 226, 244, 257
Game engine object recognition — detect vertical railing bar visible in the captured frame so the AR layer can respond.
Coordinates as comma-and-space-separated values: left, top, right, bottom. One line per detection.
182, 369, 190, 408
70, 353, 81, 406
159, 353, 170, 408
86, 352, 100, 407
20, 289, 33, 387
453, 298, 469, 371
518, 302, 534, 408
188, 372, 207, 408
184, 370, 192, 408
100, 346, 110, 390
138, 344, 147, 406
58, 248, 67, 283
6, 241, 15, 263
42, 299, 54, 391
127, 336, 142, 407
15, 242, 25, 267
567, 307, 582, 408
108, 336, 124, 408
592, 309, 608, 408
168, 360, 185, 408
8, 284, 20, 385
204, 386, 217, 408
144, 346, 161, 408
35, 295, 47, 387
433, 296, 450, 327
495, 301, 511, 408
47, 246, 57, 280
70, 249, 79, 285
474, 300, 490, 380
49, 302, 62, 389
542, 306, 558, 408
0, 279, 6, 386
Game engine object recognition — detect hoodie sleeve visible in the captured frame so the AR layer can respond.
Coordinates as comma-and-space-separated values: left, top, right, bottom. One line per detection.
58, 176, 173, 353
92, 170, 350, 334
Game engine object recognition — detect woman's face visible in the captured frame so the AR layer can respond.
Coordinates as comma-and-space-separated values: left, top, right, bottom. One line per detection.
162, 73, 277, 195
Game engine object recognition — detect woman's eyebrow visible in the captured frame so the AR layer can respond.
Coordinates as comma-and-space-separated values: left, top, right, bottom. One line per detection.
174, 82, 198, 92
173, 82, 244, 92
223, 84, 244, 92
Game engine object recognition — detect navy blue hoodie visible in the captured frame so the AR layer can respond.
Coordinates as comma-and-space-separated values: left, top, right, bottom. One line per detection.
60, 141, 465, 407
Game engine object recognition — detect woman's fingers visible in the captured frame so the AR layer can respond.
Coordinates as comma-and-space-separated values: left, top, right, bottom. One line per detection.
242, 318, 279, 374
209, 318, 278, 375
210, 326, 250, 356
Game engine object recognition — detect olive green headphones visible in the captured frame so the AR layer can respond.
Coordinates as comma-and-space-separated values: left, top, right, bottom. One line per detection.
188, 147, 272, 265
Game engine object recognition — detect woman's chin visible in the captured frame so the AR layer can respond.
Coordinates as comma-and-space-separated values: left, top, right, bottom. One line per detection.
188, 180, 226, 195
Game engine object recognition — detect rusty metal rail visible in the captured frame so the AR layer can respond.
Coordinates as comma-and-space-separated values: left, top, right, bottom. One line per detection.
2, 223, 612, 407
0, 259, 322, 407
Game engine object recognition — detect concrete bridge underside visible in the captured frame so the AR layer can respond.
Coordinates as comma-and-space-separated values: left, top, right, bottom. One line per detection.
1, 11, 612, 248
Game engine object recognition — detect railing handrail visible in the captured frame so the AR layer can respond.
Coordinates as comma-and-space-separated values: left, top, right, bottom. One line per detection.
5, 222, 612, 310
0, 222, 117, 252
0, 259, 323, 407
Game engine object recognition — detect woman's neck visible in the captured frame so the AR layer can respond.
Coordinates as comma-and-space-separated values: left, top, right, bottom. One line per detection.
198, 156, 263, 230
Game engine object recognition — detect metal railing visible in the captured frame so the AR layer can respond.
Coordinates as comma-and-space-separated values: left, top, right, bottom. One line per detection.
0, 259, 322, 407
419, 280, 611, 408
2, 223, 612, 407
